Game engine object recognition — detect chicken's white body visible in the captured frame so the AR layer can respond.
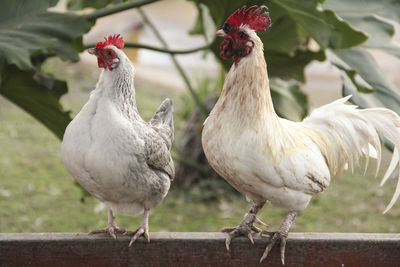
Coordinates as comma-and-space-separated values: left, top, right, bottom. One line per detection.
202, 44, 328, 211
62, 45, 174, 218
203, 8, 400, 264
202, 27, 400, 213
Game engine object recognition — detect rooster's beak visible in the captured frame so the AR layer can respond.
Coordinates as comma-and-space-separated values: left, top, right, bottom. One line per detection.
88, 47, 98, 56
216, 29, 225, 37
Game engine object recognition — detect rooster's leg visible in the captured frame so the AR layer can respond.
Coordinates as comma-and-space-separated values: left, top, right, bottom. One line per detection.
222, 201, 267, 251
260, 210, 298, 265
88, 207, 126, 238
126, 208, 150, 247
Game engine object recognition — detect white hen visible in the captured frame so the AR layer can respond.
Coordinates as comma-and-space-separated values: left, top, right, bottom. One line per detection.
62, 34, 174, 246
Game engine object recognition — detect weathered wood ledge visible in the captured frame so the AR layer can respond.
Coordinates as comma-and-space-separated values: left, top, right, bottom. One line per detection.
0, 232, 399, 266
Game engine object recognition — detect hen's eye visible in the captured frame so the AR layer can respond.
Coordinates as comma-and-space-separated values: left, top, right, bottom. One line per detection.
239, 32, 246, 39
107, 51, 112, 56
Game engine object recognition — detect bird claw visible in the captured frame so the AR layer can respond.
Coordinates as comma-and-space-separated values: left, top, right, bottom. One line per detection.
221, 227, 236, 233
126, 226, 150, 247
254, 216, 268, 227
88, 226, 126, 239
248, 233, 254, 245
222, 213, 269, 251
259, 231, 287, 265
109, 228, 117, 239
251, 225, 263, 233
225, 233, 233, 251
222, 225, 258, 251
260, 230, 274, 237
223, 228, 240, 251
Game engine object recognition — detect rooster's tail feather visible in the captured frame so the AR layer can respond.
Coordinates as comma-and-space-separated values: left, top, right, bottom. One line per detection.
360, 108, 400, 213
304, 96, 400, 213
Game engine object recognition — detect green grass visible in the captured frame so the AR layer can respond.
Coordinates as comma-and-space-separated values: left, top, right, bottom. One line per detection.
0, 59, 399, 234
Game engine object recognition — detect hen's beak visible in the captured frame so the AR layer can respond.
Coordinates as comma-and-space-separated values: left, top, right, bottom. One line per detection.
88, 47, 97, 56
216, 29, 225, 37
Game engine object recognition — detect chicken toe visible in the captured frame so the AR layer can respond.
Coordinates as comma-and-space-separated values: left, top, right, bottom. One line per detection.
126, 208, 150, 247
222, 202, 267, 251
259, 231, 287, 264
260, 211, 297, 265
88, 208, 125, 238
89, 225, 126, 239
222, 226, 251, 251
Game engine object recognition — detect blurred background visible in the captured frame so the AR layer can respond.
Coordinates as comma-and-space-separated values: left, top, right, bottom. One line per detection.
1, 0, 400, 233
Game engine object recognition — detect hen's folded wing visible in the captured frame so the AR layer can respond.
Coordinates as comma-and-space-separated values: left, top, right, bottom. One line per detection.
144, 131, 175, 181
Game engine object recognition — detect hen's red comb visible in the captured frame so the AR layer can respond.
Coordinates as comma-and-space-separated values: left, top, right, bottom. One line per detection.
225, 5, 271, 32
96, 34, 124, 49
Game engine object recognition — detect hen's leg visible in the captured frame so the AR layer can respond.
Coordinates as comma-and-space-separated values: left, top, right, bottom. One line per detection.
260, 210, 298, 265
126, 208, 150, 247
222, 201, 267, 251
89, 207, 125, 238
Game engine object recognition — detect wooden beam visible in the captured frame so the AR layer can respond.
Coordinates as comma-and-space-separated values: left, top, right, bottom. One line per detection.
0, 232, 399, 266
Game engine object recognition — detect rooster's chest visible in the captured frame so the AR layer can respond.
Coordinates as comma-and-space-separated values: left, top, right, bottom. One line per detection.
202, 116, 258, 182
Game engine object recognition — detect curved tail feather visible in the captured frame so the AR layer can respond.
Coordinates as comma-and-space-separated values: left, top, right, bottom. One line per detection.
360, 108, 400, 213
303, 96, 400, 213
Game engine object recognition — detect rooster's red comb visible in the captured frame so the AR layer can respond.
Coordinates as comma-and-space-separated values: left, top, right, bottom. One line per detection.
96, 34, 124, 49
225, 5, 271, 32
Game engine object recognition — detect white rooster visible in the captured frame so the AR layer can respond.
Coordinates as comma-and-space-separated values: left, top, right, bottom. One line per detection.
202, 6, 400, 264
62, 34, 174, 246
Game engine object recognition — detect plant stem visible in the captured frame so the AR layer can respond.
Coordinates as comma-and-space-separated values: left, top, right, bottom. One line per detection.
84, 0, 159, 21
84, 42, 210, 55
137, 8, 209, 116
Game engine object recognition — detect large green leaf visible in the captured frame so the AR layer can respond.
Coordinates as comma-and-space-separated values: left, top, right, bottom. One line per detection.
191, 0, 365, 81
324, 0, 400, 59
189, 2, 216, 43
328, 48, 400, 114
348, 16, 400, 58
340, 69, 383, 109
266, 50, 325, 82
191, 0, 367, 50
324, 0, 400, 23
323, 0, 400, 115
0, 0, 92, 71
0, 66, 71, 140
67, 0, 127, 10
270, 78, 308, 121
260, 13, 303, 55
0, 0, 92, 139
269, 0, 368, 50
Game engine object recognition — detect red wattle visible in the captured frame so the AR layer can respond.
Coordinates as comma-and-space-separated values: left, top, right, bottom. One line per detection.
97, 58, 106, 69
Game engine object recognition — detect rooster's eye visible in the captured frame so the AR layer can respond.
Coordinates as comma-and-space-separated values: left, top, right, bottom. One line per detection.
223, 23, 233, 33
239, 32, 246, 39
107, 51, 112, 56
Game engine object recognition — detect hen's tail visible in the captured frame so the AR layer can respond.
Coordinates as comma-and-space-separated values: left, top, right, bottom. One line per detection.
150, 98, 174, 146
303, 96, 400, 213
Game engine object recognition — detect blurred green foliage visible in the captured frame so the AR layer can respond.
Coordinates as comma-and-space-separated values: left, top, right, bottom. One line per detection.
1, 0, 400, 138
190, 0, 400, 120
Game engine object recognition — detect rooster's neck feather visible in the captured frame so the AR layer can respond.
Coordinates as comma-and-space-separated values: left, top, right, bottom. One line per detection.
214, 33, 277, 125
